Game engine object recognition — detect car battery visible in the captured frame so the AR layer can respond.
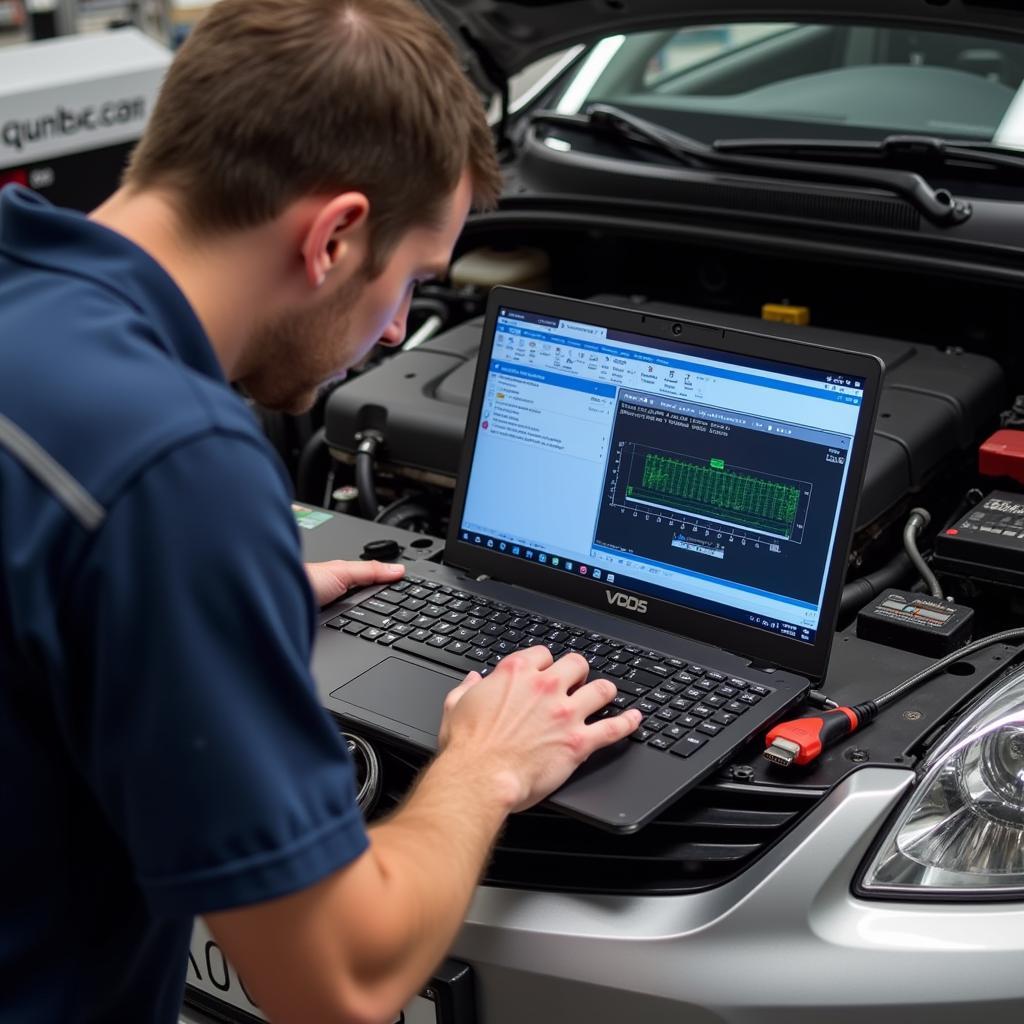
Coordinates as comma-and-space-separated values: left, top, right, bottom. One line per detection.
934, 490, 1024, 588
0, 28, 170, 210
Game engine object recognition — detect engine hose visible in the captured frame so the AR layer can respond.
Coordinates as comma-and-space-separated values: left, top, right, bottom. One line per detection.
904, 506, 944, 600
354, 433, 382, 519
839, 551, 915, 617
295, 426, 328, 505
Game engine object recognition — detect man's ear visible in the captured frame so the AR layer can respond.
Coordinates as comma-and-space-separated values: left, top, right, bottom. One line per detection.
300, 192, 370, 290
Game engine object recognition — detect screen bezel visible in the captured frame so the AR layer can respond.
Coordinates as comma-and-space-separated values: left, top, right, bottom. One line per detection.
445, 287, 883, 682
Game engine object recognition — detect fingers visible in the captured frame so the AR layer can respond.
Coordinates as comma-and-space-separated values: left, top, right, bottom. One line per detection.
495, 644, 554, 674
443, 670, 482, 714
570, 676, 618, 718
327, 559, 405, 590
582, 708, 643, 758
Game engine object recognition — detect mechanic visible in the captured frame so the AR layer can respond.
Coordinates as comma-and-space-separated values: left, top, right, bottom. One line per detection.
0, 2, 642, 1022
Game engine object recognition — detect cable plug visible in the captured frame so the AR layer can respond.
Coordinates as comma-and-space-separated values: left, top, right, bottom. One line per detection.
764, 701, 878, 767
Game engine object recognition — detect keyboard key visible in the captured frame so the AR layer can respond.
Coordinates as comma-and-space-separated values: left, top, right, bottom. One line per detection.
603, 663, 627, 678
493, 640, 515, 655
670, 734, 708, 758
442, 611, 465, 625
655, 708, 679, 722
626, 669, 664, 691
447, 641, 471, 656
672, 672, 695, 686
421, 605, 445, 618
364, 598, 398, 615
663, 723, 689, 740
704, 694, 727, 708
453, 627, 476, 642
697, 721, 722, 736
636, 700, 658, 715
670, 697, 693, 712
377, 632, 400, 645
448, 600, 472, 613
692, 678, 716, 692
666, 657, 686, 670
691, 703, 714, 718
407, 586, 431, 599
748, 683, 771, 697
427, 634, 452, 648
617, 681, 650, 698
712, 711, 738, 727
612, 693, 636, 709
431, 622, 457, 635
661, 680, 682, 694
409, 628, 431, 642
642, 716, 665, 732
467, 647, 490, 662
390, 623, 413, 636
489, 612, 511, 625
647, 690, 671, 705
725, 701, 748, 715
361, 627, 383, 641
391, 608, 417, 623
678, 714, 701, 729
629, 728, 653, 743
649, 736, 674, 751
716, 685, 738, 698
686, 664, 706, 676
632, 658, 669, 677
375, 589, 407, 605
342, 621, 365, 635
325, 617, 345, 630
737, 692, 762, 706
344, 607, 390, 629
705, 670, 727, 682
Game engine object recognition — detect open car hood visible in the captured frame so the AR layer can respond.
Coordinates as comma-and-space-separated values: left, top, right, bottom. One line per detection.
422, 0, 1024, 90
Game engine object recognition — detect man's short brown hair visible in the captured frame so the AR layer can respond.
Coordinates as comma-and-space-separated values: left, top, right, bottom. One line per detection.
126, 0, 501, 271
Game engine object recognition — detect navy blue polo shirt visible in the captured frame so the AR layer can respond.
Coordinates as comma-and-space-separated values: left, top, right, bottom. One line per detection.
0, 186, 368, 1023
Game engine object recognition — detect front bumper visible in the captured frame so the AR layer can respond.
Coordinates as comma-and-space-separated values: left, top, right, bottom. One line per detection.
453, 767, 1024, 1023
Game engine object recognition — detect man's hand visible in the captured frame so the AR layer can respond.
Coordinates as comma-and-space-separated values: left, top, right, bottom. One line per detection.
304, 559, 405, 607
438, 646, 643, 813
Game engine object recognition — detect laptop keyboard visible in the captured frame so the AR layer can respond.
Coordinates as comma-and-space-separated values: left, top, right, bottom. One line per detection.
326, 575, 776, 759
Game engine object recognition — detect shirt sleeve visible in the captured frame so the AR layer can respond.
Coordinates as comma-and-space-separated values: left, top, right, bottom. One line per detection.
64, 429, 368, 917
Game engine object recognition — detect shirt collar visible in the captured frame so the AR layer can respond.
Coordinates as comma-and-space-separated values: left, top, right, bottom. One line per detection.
0, 184, 225, 384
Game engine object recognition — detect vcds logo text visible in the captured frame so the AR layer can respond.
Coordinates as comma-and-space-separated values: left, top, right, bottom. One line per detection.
606, 591, 647, 613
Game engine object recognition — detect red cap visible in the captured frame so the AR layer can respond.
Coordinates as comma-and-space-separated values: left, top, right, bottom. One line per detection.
979, 430, 1024, 484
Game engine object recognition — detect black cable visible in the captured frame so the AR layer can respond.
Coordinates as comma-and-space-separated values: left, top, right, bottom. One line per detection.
839, 551, 914, 617
295, 426, 328, 505
903, 507, 943, 600
872, 629, 1024, 710
354, 431, 383, 519
373, 494, 417, 524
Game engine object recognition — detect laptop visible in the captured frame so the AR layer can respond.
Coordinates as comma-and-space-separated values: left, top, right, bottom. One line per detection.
316, 288, 882, 833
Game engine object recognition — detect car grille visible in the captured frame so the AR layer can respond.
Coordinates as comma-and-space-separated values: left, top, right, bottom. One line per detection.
356, 730, 821, 897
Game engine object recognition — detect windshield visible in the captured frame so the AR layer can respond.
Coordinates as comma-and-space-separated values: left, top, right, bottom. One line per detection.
550, 22, 1024, 147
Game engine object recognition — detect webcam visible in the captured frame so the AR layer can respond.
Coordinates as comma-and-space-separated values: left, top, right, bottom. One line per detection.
671, 323, 683, 336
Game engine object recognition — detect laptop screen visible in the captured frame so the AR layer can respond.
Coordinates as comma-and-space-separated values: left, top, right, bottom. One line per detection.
458, 305, 869, 648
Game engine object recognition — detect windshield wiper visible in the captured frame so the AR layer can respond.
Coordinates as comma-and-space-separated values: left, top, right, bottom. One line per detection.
530, 105, 972, 226
714, 134, 1024, 177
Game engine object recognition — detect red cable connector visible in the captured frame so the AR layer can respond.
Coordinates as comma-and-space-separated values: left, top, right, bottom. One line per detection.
764, 702, 878, 766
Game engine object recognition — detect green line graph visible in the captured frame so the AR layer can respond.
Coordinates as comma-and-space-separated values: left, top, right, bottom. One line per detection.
627, 452, 802, 538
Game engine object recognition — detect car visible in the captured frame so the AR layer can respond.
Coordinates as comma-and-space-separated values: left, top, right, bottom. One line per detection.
185, 3, 1024, 1022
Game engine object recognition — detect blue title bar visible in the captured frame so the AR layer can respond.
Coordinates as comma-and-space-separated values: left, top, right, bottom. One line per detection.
496, 320, 862, 406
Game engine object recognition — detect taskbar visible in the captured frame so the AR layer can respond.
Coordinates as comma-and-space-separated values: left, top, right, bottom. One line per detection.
458, 529, 818, 647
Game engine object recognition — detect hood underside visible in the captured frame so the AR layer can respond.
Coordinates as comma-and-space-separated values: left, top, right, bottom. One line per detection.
422, 0, 1024, 88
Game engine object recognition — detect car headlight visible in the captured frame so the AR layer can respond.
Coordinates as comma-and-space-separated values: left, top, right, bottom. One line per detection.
858, 666, 1024, 899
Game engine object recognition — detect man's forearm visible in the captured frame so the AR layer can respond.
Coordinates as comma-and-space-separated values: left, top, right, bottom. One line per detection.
351, 749, 516, 1008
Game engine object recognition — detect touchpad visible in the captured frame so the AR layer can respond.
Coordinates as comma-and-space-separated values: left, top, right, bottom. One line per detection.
332, 658, 459, 736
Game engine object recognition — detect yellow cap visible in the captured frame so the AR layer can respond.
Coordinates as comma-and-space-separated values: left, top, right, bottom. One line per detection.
762, 303, 810, 326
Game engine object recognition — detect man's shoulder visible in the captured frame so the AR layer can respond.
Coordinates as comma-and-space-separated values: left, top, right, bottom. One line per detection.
0, 259, 271, 507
